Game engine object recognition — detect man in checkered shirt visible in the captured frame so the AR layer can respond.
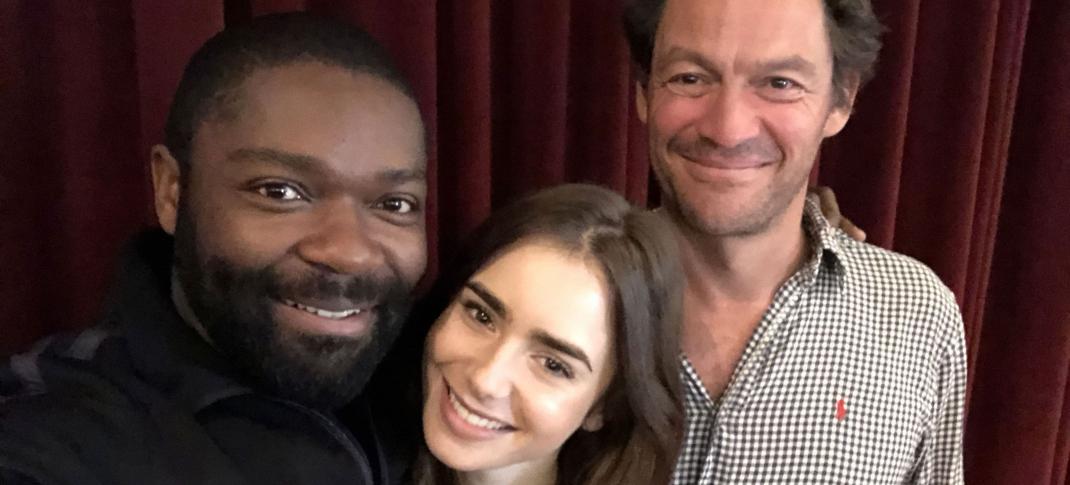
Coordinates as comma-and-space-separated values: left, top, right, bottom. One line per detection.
625, 0, 967, 483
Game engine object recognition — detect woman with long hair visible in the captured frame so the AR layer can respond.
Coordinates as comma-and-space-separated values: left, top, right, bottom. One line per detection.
413, 184, 685, 485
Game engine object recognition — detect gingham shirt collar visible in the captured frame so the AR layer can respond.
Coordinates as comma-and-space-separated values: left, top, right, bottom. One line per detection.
796, 197, 846, 290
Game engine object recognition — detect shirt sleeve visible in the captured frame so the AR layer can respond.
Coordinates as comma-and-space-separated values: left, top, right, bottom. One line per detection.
913, 295, 967, 484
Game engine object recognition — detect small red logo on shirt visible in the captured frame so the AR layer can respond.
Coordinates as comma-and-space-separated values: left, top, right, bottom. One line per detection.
836, 398, 847, 421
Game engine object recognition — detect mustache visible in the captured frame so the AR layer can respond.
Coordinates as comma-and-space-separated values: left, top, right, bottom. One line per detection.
668, 134, 782, 161
266, 269, 411, 307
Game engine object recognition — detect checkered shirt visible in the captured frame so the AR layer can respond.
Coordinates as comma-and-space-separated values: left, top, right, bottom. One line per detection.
671, 198, 967, 484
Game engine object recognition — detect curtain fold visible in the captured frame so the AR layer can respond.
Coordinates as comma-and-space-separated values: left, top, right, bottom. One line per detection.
963, 0, 1070, 482
1, 0, 1067, 481
490, 1, 571, 205
435, 0, 493, 259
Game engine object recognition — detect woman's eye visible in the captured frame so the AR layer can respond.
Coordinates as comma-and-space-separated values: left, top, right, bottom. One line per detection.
463, 302, 493, 327
256, 183, 306, 202
377, 197, 417, 214
542, 357, 574, 380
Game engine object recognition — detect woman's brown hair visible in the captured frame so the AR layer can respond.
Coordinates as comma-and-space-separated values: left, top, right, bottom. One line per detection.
414, 183, 684, 485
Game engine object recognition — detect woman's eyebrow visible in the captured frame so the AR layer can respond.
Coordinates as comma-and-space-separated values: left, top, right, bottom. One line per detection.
531, 330, 593, 372
464, 281, 508, 318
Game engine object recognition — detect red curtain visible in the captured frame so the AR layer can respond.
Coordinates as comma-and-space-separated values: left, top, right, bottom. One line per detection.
1, 1, 1067, 482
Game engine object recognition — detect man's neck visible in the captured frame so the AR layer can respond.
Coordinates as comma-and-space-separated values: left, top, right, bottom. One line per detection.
668, 191, 812, 399
456, 455, 557, 485
672, 192, 811, 307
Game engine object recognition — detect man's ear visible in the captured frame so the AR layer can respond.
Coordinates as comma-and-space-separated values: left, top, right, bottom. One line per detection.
823, 73, 861, 138
150, 145, 182, 235
635, 80, 650, 125
581, 406, 605, 432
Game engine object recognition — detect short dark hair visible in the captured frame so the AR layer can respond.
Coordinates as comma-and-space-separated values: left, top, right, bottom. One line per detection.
415, 184, 685, 485
163, 12, 417, 169
623, 0, 884, 106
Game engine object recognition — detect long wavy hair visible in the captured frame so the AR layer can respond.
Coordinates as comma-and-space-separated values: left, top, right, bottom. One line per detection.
412, 184, 685, 485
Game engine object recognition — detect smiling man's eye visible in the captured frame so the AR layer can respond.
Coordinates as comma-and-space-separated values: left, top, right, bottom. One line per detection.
670, 73, 701, 85
758, 76, 807, 102
769, 77, 798, 90
256, 183, 306, 201
377, 197, 416, 214
662, 72, 712, 98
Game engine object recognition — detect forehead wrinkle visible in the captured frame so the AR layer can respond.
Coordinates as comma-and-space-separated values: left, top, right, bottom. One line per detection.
377, 168, 427, 185
227, 147, 322, 171
224, 147, 425, 193
745, 55, 820, 79
655, 45, 723, 75
656, 0, 833, 71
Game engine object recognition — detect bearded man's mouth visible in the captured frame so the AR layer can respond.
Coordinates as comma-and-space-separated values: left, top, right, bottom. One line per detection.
281, 298, 370, 320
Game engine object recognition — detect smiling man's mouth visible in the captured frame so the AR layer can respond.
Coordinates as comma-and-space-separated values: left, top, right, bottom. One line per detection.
281, 298, 367, 320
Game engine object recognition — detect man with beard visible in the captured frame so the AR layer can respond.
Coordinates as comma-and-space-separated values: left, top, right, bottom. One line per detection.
0, 13, 425, 484
624, 0, 967, 483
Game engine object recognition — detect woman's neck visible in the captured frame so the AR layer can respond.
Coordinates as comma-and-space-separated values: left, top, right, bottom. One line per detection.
456, 455, 557, 485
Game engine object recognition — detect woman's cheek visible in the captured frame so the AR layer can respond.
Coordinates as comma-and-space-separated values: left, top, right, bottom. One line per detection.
428, 312, 465, 360
519, 380, 595, 440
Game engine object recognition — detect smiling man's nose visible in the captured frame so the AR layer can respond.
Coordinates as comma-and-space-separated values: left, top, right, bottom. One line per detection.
696, 87, 762, 150
296, 202, 387, 275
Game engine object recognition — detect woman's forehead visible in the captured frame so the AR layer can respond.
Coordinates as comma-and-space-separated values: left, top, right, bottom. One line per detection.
471, 242, 614, 364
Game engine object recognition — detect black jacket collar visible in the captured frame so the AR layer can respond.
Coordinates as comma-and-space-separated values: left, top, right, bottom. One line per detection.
105, 229, 253, 413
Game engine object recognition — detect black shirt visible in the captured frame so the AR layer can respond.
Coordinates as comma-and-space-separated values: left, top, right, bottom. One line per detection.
0, 231, 410, 484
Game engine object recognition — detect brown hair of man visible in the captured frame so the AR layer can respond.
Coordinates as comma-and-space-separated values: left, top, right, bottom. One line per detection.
623, 0, 884, 107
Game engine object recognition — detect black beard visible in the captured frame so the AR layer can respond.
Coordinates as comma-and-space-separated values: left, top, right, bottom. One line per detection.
172, 207, 412, 409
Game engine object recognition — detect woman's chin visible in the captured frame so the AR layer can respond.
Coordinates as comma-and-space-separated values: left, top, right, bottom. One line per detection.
422, 404, 498, 472
424, 433, 490, 472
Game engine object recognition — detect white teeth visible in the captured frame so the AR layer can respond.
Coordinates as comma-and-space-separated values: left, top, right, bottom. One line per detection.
282, 299, 363, 320
448, 389, 509, 431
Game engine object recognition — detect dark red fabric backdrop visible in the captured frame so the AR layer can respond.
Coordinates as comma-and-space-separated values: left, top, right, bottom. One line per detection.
1, 1, 1067, 483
